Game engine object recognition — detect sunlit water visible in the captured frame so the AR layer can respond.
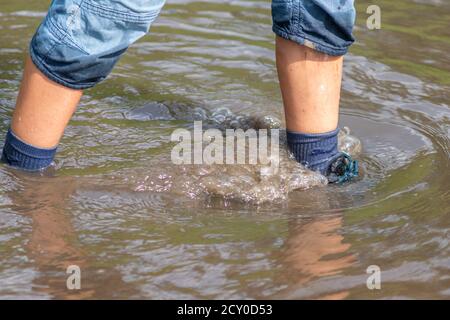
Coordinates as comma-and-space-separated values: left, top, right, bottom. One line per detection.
0, 0, 449, 299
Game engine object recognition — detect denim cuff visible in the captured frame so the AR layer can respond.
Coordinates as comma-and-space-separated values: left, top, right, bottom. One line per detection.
272, 26, 350, 56
272, 0, 356, 56
29, 0, 165, 90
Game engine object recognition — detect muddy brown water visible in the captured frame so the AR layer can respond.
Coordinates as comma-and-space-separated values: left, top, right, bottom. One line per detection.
0, 0, 449, 299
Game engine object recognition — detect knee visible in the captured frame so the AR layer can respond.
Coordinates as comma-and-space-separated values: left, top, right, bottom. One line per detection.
30, 0, 165, 89
272, 0, 356, 56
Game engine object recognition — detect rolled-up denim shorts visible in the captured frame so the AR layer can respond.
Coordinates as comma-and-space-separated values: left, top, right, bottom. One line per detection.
272, 0, 356, 55
30, 0, 355, 90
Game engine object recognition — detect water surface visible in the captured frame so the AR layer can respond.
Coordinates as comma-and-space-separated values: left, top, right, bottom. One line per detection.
0, 0, 449, 299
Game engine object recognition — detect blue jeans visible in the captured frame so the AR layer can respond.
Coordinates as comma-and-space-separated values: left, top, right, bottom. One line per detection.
30, 0, 355, 90
272, 0, 356, 55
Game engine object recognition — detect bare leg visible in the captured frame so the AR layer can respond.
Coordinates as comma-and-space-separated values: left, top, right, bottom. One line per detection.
11, 56, 82, 148
275, 36, 343, 134
275, 37, 358, 182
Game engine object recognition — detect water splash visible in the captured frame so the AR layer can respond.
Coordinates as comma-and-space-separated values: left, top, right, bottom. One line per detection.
122, 104, 362, 204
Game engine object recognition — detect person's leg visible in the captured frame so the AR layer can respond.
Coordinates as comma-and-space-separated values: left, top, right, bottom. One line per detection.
272, 0, 358, 182
12, 56, 82, 149
1, 57, 82, 171
2, 0, 166, 171
276, 36, 342, 134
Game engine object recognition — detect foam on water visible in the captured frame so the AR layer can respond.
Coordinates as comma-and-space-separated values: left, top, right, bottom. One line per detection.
119, 104, 362, 204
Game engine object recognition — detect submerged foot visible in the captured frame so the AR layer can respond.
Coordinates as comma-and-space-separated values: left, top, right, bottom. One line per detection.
286, 128, 359, 184
324, 152, 359, 184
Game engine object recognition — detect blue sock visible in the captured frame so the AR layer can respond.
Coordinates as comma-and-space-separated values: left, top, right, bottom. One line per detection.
1, 128, 57, 171
286, 128, 340, 175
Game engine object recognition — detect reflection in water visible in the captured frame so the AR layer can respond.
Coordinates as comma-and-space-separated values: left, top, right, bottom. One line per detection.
284, 218, 354, 287
275, 190, 356, 300
7, 171, 137, 299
